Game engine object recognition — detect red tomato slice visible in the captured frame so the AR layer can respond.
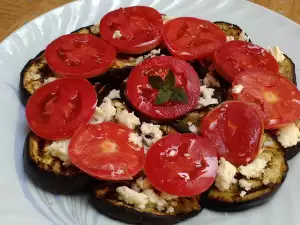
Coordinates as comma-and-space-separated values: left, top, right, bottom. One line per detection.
26, 78, 97, 140
126, 56, 201, 121
201, 101, 264, 166
68, 122, 145, 180
163, 17, 226, 61
144, 133, 218, 197
232, 70, 300, 129
45, 34, 116, 78
99, 6, 163, 54
213, 41, 279, 82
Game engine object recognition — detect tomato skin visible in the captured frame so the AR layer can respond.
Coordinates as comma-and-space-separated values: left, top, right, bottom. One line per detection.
163, 17, 226, 61
201, 101, 264, 166
126, 56, 201, 121
232, 70, 300, 129
145, 133, 218, 197
26, 78, 97, 140
68, 122, 145, 181
213, 41, 279, 82
45, 34, 116, 78
100, 6, 163, 54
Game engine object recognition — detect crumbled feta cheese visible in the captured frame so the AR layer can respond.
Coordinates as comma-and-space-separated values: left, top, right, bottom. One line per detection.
203, 73, 220, 87
135, 49, 161, 65
45, 139, 70, 162
135, 56, 144, 65
215, 157, 237, 191
136, 177, 152, 190
240, 191, 247, 197
140, 123, 163, 146
268, 46, 285, 63
239, 179, 252, 191
277, 123, 300, 148
44, 77, 57, 84
226, 36, 235, 42
107, 89, 121, 99
116, 186, 148, 210
188, 124, 198, 134
128, 132, 143, 149
112, 30, 122, 39
89, 97, 116, 124
239, 31, 250, 42
143, 189, 167, 211
197, 85, 219, 108
239, 157, 268, 179
232, 84, 244, 94
166, 206, 175, 213
115, 110, 140, 129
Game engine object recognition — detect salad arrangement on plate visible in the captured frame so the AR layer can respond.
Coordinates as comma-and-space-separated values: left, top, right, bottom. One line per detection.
20, 5, 300, 225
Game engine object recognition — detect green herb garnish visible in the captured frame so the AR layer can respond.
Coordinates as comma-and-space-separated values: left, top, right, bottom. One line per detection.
148, 70, 188, 105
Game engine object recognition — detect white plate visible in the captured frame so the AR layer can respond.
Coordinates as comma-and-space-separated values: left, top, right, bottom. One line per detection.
0, 0, 299, 224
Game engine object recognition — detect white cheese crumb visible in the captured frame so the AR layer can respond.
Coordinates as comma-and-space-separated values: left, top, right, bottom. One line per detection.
203, 73, 220, 87
45, 139, 71, 162
197, 85, 219, 108
135, 49, 161, 65
277, 123, 300, 148
116, 186, 148, 210
128, 132, 143, 149
112, 30, 122, 39
107, 89, 121, 99
226, 36, 235, 42
188, 124, 198, 134
140, 122, 163, 146
166, 206, 175, 213
239, 31, 250, 42
215, 157, 237, 191
240, 191, 247, 197
136, 177, 152, 190
44, 77, 57, 84
89, 97, 116, 124
232, 84, 244, 94
239, 157, 268, 179
115, 110, 141, 129
143, 189, 167, 211
239, 179, 252, 191
268, 46, 285, 63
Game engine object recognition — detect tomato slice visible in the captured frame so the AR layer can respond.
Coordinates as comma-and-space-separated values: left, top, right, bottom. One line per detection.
100, 6, 163, 54
26, 78, 97, 140
144, 133, 218, 197
45, 34, 116, 78
68, 122, 145, 180
232, 70, 300, 129
201, 101, 264, 166
213, 41, 279, 82
163, 17, 226, 61
126, 56, 201, 121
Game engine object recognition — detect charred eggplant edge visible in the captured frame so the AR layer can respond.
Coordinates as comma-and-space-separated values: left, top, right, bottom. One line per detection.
23, 132, 95, 194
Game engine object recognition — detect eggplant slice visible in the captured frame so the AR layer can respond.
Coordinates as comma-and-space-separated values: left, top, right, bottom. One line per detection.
201, 133, 288, 212
90, 180, 202, 225
20, 24, 167, 106
214, 21, 251, 42
23, 133, 95, 194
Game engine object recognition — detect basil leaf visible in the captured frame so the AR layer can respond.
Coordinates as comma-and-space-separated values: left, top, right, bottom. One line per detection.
171, 87, 188, 104
164, 70, 176, 88
148, 76, 164, 89
155, 89, 171, 105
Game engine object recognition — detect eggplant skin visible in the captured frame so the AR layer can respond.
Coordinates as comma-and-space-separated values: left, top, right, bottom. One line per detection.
282, 142, 300, 160
90, 184, 202, 225
23, 133, 95, 194
214, 21, 251, 42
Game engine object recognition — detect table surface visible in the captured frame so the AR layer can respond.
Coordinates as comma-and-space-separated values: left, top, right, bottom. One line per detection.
0, 0, 299, 42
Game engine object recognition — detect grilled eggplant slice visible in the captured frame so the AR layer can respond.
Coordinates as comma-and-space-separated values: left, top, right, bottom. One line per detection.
214, 21, 251, 42
201, 133, 288, 212
20, 24, 166, 106
23, 133, 94, 194
90, 180, 202, 225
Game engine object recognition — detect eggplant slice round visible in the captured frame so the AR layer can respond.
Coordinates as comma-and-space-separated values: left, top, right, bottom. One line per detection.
214, 21, 251, 42
23, 133, 95, 194
200, 133, 288, 212
90, 180, 202, 225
